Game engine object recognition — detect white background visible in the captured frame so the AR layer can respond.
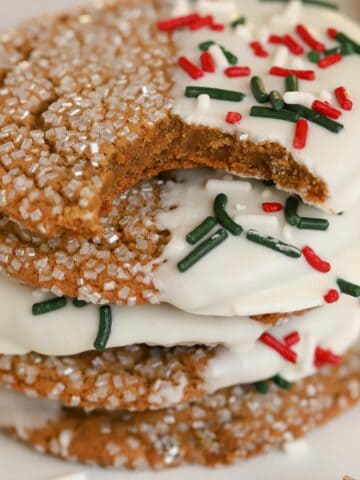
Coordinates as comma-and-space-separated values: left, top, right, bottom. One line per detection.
0, 1, 359, 479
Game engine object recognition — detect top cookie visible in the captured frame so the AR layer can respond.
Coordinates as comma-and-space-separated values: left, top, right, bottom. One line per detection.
0, 0, 359, 236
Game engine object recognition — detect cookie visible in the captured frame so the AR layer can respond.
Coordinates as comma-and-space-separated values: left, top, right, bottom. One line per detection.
0, 0, 358, 237
0, 169, 358, 317
0, 296, 358, 411
0, 346, 213, 412
1, 344, 360, 470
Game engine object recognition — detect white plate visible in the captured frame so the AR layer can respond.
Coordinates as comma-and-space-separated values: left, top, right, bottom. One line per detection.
0, 0, 359, 479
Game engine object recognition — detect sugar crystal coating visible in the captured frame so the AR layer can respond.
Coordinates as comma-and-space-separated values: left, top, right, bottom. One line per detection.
0, 176, 168, 305
0, 0, 335, 238
0, 345, 213, 411
0, 0, 174, 236
1, 344, 360, 470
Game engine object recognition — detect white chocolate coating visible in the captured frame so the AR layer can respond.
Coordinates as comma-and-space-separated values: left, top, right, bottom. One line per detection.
0, 273, 358, 388
154, 169, 360, 317
0, 275, 264, 356
170, 0, 360, 213
204, 297, 360, 390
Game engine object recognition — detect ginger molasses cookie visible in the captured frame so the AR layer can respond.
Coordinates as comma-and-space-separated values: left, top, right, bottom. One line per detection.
0, 170, 358, 317
0, 285, 358, 411
0, 0, 359, 236
1, 343, 360, 470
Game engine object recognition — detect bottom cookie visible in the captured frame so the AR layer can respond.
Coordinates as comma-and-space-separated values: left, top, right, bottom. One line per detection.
1, 344, 360, 471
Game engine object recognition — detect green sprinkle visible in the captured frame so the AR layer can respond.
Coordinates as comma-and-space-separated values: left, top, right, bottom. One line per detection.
250, 106, 299, 123
221, 46, 238, 65
302, 0, 338, 9
32, 297, 67, 316
269, 90, 284, 111
272, 375, 292, 390
285, 74, 298, 92
72, 299, 88, 308
94, 305, 112, 352
199, 40, 215, 51
324, 47, 341, 57
186, 216, 217, 245
285, 196, 329, 231
298, 216, 329, 231
198, 41, 238, 64
307, 51, 321, 63
251, 76, 269, 103
247, 229, 302, 258
255, 381, 269, 395
324, 46, 340, 56
340, 42, 356, 55
177, 228, 228, 273
260, 0, 338, 10
325, 43, 355, 56
263, 180, 275, 187
284, 104, 344, 133
336, 32, 360, 54
284, 196, 301, 227
185, 86, 245, 102
230, 16, 246, 29
337, 279, 360, 298
214, 193, 243, 236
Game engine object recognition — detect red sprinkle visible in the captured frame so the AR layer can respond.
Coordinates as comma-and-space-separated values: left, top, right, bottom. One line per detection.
296, 24, 325, 52
226, 112, 242, 124
312, 100, 342, 120
268, 33, 304, 55
314, 347, 342, 368
327, 27, 337, 39
302, 246, 331, 273
189, 15, 213, 30
284, 332, 300, 347
178, 56, 204, 80
210, 23, 225, 31
282, 34, 304, 55
262, 202, 283, 213
318, 52, 342, 69
260, 333, 297, 364
334, 86, 353, 111
200, 51, 215, 73
324, 289, 340, 304
225, 66, 251, 77
293, 119, 309, 150
268, 34, 283, 45
157, 13, 200, 31
250, 41, 269, 57
269, 66, 315, 80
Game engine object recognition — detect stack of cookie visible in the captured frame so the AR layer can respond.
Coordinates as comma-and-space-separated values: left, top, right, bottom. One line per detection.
0, 0, 359, 470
